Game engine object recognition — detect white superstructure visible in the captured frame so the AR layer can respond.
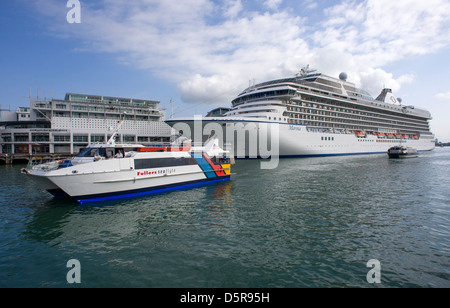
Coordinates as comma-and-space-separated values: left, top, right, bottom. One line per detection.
166, 67, 435, 158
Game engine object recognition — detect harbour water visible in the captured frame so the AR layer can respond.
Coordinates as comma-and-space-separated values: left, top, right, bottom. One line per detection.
1, 148, 449, 288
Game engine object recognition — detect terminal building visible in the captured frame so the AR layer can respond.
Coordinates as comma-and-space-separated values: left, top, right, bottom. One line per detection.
0, 93, 173, 156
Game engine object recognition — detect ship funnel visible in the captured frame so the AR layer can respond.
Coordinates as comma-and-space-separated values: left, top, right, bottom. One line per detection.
376, 88, 401, 105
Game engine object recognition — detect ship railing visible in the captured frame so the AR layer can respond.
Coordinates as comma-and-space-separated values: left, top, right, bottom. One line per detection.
191, 142, 204, 148
191, 141, 232, 149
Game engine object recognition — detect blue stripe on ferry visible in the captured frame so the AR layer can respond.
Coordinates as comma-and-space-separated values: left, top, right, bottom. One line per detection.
280, 151, 386, 158
191, 153, 216, 178
47, 189, 71, 198
75, 176, 230, 204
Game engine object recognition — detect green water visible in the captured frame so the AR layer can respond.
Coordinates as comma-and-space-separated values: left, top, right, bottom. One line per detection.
1, 148, 449, 287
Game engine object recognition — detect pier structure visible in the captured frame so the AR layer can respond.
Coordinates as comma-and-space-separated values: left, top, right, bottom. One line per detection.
0, 153, 74, 165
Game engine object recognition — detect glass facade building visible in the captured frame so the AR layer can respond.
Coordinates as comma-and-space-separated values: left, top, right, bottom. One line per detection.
0, 93, 173, 155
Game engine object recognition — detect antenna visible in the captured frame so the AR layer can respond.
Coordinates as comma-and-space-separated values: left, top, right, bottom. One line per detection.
170, 98, 174, 119
107, 112, 127, 145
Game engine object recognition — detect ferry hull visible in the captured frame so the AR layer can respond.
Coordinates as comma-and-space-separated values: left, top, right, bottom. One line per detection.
29, 162, 230, 203
72, 176, 230, 203
387, 153, 418, 159
29, 167, 230, 203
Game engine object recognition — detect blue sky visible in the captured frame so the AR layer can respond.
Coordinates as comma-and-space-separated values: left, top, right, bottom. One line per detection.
1, 0, 450, 141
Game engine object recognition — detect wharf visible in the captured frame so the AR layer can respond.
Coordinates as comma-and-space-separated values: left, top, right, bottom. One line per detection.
0, 153, 73, 165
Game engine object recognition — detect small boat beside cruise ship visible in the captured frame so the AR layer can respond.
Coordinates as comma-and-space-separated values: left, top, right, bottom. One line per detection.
23, 131, 232, 204
387, 146, 418, 159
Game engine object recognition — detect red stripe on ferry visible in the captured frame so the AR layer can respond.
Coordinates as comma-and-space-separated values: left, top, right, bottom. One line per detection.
202, 153, 226, 176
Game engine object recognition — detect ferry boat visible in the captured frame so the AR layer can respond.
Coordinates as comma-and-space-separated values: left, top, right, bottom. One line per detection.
387, 146, 418, 159
166, 66, 435, 158
23, 131, 232, 204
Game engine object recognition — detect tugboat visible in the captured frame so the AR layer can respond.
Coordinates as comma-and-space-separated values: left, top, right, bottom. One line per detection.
387, 146, 418, 159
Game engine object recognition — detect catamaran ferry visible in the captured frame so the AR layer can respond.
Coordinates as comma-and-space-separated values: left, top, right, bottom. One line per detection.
23, 128, 232, 203
166, 66, 435, 158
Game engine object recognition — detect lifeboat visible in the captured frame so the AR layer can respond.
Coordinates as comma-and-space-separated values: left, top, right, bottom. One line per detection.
394, 134, 401, 138
413, 135, 419, 140
376, 132, 385, 138
401, 134, 409, 138
137, 144, 191, 152
354, 131, 366, 137
137, 140, 192, 152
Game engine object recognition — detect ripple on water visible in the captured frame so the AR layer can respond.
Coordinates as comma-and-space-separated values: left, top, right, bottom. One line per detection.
1, 150, 450, 287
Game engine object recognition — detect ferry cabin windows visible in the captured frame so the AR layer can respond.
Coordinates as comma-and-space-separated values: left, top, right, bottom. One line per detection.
321, 136, 334, 141
76, 147, 127, 159
76, 147, 106, 158
134, 157, 198, 169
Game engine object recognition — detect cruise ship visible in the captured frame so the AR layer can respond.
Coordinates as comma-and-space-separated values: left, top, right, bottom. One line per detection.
166, 66, 435, 159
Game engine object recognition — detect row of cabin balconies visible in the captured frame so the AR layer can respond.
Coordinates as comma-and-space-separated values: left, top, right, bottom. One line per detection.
286, 98, 429, 131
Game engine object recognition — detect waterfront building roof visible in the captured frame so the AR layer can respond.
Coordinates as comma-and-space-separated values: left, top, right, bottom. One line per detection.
65, 93, 160, 109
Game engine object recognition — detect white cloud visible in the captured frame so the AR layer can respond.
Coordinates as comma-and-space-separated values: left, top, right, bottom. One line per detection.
223, 0, 243, 19
435, 91, 450, 100
264, 0, 283, 10
359, 69, 415, 96
320, 0, 450, 65
32, 0, 450, 106
310, 0, 449, 95
302, 0, 317, 10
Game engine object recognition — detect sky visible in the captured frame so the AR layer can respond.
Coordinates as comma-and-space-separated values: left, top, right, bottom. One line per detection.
1, 0, 450, 141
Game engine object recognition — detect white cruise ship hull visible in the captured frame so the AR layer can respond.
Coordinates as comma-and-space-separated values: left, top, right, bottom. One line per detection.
166, 118, 435, 158
278, 122, 434, 157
